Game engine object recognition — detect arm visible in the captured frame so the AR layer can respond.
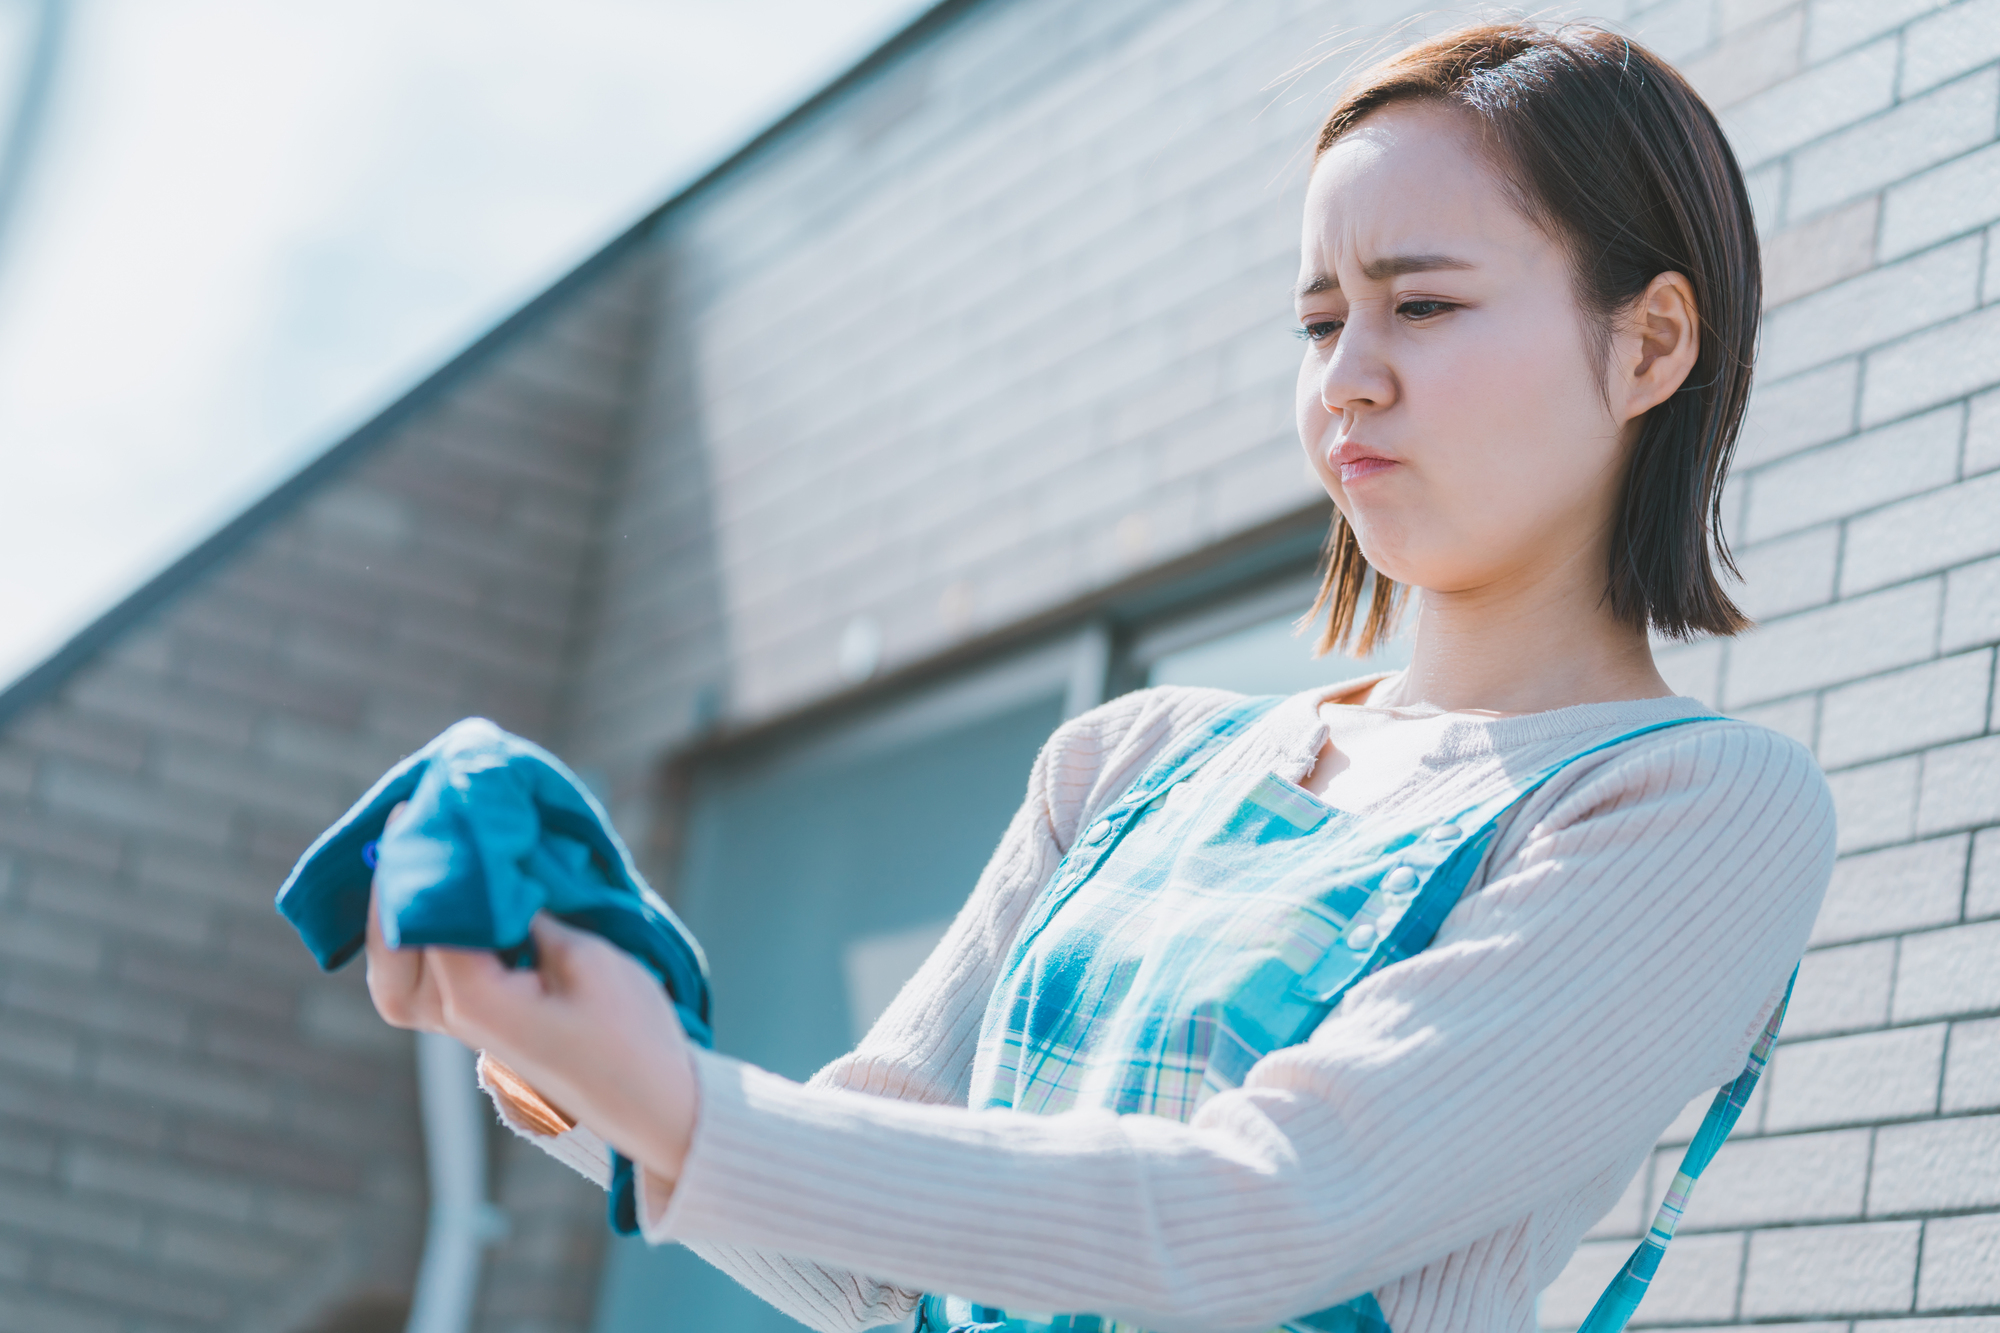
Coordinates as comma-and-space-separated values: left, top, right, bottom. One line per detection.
635, 723, 1834, 1331
477, 685, 1243, 1332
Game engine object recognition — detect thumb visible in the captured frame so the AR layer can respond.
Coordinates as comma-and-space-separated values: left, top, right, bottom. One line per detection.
526, 912, 606, 991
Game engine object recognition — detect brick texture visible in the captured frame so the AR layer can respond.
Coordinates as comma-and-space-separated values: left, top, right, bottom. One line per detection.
0, 256, 652, 1328
1521, 0, 2000, 1323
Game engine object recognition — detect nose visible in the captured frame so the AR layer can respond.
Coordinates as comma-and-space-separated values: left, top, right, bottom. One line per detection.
1317, 314, 1396, 418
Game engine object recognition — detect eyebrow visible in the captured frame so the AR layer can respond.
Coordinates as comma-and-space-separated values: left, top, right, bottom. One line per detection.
1293, 253, 1475, 299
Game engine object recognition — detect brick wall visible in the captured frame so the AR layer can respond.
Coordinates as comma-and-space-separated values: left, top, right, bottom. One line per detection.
1540, 0, 2000, 1326
561, 0, 1335, 814
0, 252, 652, 1333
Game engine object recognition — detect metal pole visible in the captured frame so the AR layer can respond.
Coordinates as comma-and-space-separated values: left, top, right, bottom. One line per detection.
405, 1032, 509, 1333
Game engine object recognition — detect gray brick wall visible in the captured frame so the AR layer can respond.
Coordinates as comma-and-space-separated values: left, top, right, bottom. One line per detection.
561, 0, 1341, 813
1549, 0, 2000, 1325
0, 252, 653, 1332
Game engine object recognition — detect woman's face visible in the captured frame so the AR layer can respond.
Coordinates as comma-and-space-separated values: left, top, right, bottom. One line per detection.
1295, 100, 1630, 602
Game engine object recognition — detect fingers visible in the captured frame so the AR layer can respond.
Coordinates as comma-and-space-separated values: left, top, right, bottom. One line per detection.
525, 911, 610, 992
525, 914, 684, 1033
430, 945, 545, 1050
363, 802, 432, 1030
365, 883, 431, 1029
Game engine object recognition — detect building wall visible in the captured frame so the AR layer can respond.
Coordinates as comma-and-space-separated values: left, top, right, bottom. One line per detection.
564, 0, 1333, 805
0, 253, 653, 1333
1543, 0, 2000, 1324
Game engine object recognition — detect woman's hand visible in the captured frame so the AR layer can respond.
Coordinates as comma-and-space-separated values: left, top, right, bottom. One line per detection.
360, 803, 700, 1194
364, 804, 451, 1033
424, 914, 700, 1191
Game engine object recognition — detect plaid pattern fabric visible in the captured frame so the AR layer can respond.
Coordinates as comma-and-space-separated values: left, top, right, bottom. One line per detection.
920, 699, 1775, 1333
974, 761, 1500, 1121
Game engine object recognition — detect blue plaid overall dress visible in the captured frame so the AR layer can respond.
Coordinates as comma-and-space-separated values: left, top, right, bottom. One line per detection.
915, 696, 1793, 1333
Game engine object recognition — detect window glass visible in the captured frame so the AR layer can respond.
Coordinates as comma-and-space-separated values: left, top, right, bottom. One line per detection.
1142, 577, 1412, 697
1147, 609, 1410, 695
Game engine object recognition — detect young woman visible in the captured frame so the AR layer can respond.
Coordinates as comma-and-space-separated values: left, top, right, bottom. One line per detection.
366, 22, 1835, 1333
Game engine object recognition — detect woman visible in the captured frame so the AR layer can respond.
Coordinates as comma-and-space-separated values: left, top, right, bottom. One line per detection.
367, 22, 1834, 1333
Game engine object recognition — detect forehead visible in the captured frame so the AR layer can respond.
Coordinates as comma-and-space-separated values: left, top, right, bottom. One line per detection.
1301, 101, 1532, 269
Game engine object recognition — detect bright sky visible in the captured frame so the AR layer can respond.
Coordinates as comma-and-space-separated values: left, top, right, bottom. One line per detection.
0, 0, 932, 688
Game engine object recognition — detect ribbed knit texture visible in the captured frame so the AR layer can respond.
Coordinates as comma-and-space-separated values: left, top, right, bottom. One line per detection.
490, 680, 1835, 1333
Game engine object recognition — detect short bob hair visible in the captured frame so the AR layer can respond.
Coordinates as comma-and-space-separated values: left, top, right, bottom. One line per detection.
1304, 21, 1758, 657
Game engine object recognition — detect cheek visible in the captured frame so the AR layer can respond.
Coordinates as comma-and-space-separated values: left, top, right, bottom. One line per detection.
1367, 306, 1621, 584
1295, 355, 1335, 472
1411, 307, 1611, 492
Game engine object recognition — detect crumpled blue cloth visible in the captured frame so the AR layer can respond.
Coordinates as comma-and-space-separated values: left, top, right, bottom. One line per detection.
274, 716, 711, 1235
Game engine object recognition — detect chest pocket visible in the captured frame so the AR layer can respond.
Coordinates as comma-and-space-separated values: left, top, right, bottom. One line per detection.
988, 768, 1401, 1115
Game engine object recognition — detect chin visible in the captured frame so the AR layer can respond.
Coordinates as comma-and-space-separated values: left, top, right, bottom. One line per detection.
1351, 532, 1452, 591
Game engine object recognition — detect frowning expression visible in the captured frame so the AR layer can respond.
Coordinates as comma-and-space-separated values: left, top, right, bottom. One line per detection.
1295, 100, 1631, 599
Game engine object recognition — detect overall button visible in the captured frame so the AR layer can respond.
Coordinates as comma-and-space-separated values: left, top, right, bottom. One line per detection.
1383, 865, 1418, 893
1429, 822, 1463, 842
1347, 923, 1378, 950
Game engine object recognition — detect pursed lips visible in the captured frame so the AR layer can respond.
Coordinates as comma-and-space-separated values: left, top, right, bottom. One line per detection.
1330, 441, 1399, 484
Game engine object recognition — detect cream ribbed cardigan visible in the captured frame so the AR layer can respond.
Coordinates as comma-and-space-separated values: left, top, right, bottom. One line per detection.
488, 680, 1835, 1333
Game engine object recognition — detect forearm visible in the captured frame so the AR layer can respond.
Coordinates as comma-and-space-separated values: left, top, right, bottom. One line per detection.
482, 1054, 923, 1332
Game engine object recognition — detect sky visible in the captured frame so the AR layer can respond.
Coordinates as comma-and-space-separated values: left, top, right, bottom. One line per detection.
0, 0, 933, 687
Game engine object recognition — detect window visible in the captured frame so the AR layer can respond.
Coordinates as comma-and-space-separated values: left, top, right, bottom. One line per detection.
1133, 573, 1410, 696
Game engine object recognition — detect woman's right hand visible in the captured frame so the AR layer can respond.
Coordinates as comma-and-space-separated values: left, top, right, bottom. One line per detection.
362, 802, 448, 1032
362, 802, 580, 1136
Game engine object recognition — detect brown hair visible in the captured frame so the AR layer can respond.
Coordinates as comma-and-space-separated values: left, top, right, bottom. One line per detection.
1302, 20, 1758, 656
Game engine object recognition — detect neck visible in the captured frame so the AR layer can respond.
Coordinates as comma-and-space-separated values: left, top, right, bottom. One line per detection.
1370, 553, 1673, 717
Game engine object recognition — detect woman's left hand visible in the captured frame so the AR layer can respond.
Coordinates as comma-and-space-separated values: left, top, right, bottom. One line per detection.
425, 912, 701, 1195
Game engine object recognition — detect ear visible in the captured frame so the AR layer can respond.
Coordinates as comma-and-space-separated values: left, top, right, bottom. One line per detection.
1614, 271, 1700, 422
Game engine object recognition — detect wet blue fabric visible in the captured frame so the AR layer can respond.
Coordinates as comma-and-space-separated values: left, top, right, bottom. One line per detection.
274, 716, 711, 1235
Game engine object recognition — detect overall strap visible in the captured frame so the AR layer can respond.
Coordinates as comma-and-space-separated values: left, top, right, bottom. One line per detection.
1466, 710, 1791, 1333
1002, 695, 1283, 977
1506, 715, 1731, 814
1115, 694, 1285, 810
1577, 970, 1797, 1333
1312, 713, 1730, 1012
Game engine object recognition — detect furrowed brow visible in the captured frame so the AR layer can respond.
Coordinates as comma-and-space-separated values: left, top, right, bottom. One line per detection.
1294, 253, 1474, 300
1364, 252, 1474, 281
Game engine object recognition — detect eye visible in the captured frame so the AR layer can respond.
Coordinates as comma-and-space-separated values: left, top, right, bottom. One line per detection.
1295, 319, 1343, 344
1398, 299, 1456, 320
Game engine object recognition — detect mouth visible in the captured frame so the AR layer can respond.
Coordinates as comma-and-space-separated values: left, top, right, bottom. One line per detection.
1329, 442, 1399, 486
1338, 456, 1397, 484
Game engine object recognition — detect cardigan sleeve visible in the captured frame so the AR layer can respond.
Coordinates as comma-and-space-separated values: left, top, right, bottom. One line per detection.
635, 720, 1835, 1333
478, 685, 1241, 1332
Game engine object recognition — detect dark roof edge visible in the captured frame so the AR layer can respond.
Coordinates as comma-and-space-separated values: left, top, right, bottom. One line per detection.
0, 0, 980, 731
